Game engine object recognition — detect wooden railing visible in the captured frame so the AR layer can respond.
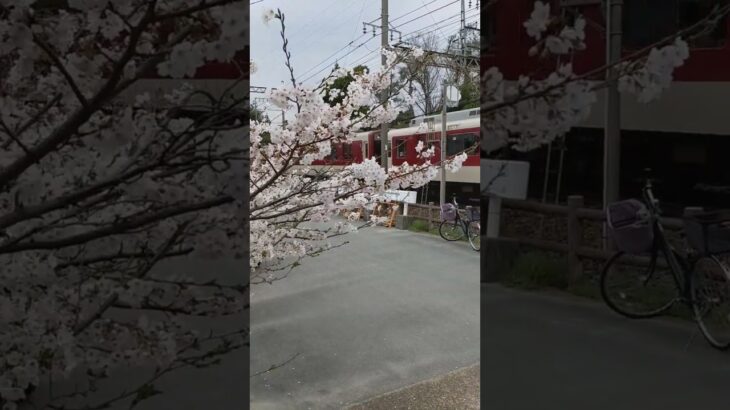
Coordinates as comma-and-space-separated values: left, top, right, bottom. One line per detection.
405, 202, 478, 231
488, 195, 688, 284
406, 203, 441, 230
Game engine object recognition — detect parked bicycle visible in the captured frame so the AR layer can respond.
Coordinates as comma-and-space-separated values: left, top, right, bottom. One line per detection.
600, 171, 730, 350
439, 197, 480, 251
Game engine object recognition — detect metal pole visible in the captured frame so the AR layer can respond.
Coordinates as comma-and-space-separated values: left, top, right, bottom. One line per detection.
603, 0, 622, 249
380, 0, 389, 173
542, 142, 552, 203
440, 82, 447, 207
281, 109, 285, 129
460, 0, 466, 77
555, 137, 566, 204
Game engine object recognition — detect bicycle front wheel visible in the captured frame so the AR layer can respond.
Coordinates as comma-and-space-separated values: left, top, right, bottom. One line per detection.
692, 256, 730, 350
600, 249, 680, 319
439, 220, 465, 241
467, 221, 480, 251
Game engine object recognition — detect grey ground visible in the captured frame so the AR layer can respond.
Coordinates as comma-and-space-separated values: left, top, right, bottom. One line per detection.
250, 225, 480, 409
483, 283, 730, 410
346, 363, 480, 409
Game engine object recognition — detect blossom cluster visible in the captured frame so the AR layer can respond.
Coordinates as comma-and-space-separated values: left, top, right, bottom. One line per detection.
0, 1, 248, 408
524, 1, 587, 57
250, 10, 464, 273
617, 37, 690, 103
483, 1, 692, 153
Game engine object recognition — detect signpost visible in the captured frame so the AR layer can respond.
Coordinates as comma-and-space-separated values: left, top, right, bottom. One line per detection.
440, 84, 461, 207
482, 159, 530, 238
377, 189, 417, 215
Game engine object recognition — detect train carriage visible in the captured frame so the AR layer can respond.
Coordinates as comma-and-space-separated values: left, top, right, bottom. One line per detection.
309, 112, 481, 204
482, 0, 730, 214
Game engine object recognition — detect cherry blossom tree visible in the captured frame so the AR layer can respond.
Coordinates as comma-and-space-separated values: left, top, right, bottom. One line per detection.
249, 9, 470, 280
0, 1, 248, 409
481, 0, 730, 152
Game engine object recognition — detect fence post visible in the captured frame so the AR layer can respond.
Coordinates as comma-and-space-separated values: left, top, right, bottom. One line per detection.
567, 195, 584, 284
486, 195, 502, 238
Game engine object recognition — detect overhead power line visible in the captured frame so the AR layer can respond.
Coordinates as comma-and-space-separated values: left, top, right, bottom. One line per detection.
391, 0, 446, 23
392, 0, 460, 29
298, 35, 379, 84
296, 0, 459, 84
297, 0, 472, 85
296, 33, 368, 80
347, 10, 478, 69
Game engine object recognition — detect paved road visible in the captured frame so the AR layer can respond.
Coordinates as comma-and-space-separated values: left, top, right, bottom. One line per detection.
483, 284, 730, 410
250, 226, 480, 409
346, 363, 479, 409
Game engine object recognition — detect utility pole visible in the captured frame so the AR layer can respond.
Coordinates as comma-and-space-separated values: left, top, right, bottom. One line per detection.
380, 0, 389, 173
440, 82, 447, 207
604, 0, 622, 249
460, 0, 466, 78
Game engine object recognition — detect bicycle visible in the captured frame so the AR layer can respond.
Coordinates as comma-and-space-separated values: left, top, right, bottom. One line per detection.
439, 197, 480, 251
600, 172, 730, 350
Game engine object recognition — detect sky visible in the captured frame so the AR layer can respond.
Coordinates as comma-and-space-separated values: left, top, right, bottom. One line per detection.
250, 0, 480, 120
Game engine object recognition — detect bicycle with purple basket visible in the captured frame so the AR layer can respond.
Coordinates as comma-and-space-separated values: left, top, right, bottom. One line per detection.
439, 197, 480, 251
600, 173, 730, 350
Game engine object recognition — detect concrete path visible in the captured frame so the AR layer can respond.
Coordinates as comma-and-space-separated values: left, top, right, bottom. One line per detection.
483, 284, 730, 410
250, 226, 480, 409
346, 363, 479, 410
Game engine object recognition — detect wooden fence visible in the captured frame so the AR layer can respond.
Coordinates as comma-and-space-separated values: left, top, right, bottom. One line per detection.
488, 195, 691, 284
405, 202, 477, 231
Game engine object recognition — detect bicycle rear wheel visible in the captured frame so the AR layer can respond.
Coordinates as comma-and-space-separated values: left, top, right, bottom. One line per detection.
600, 249, 681, 319
439, 220, 465, 241
692, 256, 730, 350
467, 221, 480, 251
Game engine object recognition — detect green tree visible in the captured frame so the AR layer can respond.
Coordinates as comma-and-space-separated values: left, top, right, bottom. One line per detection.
456, 76, 479, 111
391, 106, 415, 128
322, 64, 369, 107
250, 103, 266, 122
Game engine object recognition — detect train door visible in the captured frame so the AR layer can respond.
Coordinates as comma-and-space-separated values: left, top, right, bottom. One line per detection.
368, 133, 382, 166
351, 141, 363, 163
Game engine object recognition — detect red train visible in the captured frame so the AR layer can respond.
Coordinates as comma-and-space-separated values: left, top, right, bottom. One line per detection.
482, 0, 730, 214
311, 111, 481, 204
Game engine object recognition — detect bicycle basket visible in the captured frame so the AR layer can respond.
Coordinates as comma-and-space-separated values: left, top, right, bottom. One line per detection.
606, 199, 654, 254
440, 203, 457, 222
684, 210, 730, 255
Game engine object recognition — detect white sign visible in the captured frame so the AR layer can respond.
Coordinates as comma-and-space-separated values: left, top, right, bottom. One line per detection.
482, 159, 530, 200
379, 190, 417, 204
446, 85, 461, 108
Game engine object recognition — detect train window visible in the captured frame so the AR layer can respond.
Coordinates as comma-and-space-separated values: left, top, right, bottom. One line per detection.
624, 0, 727, 49
395, 138, 407, 158
446, 133, 479, 156
343, 143, 353, 160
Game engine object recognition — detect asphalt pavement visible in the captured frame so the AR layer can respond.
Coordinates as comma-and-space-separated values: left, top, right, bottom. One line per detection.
250, 225, 480, 409
483, 283, 730, 410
